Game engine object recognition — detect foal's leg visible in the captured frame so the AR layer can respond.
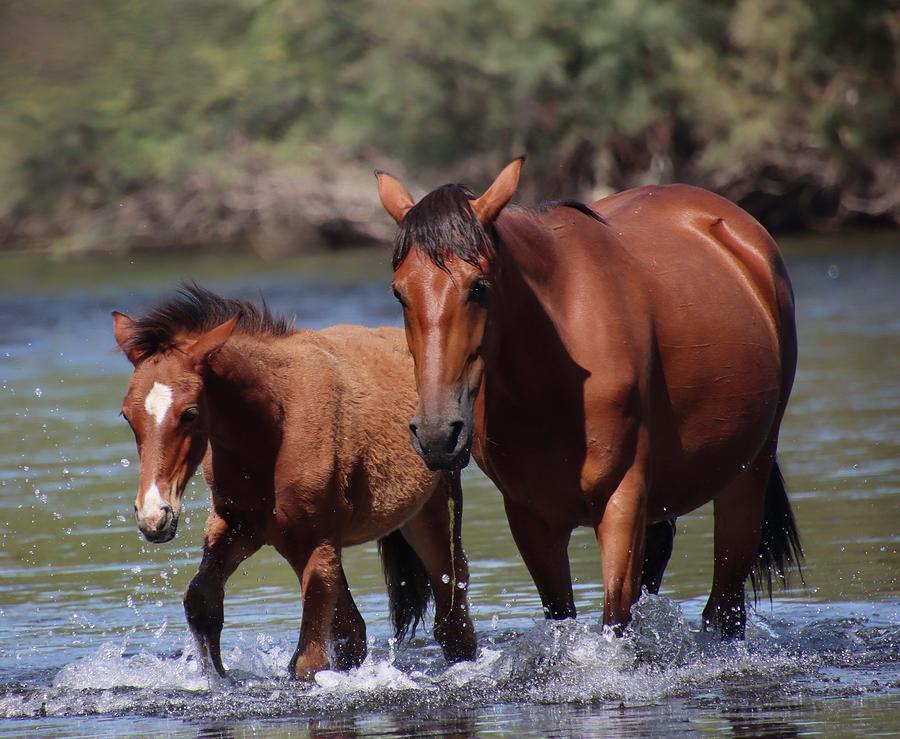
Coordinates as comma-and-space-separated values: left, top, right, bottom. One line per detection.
331, 566, 367, 670
503, 497, 576, 619
595, 462, 650, 628
285, 539, 343, 679
400, 473, 476, 662
183, 512, 261, 677
640, 518, 677, 595
702, 463, 769, 639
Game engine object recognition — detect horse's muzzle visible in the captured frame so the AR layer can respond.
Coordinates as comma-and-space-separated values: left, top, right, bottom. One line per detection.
408, 418, 472, 471
137, 506, 178, 543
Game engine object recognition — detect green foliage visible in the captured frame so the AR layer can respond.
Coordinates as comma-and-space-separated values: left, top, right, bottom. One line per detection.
0, 0, 896, 248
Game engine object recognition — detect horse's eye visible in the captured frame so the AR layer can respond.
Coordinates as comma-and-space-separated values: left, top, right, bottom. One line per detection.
180, 407, 199, 424
392, 288, 407, 308
469, 280, 490, 306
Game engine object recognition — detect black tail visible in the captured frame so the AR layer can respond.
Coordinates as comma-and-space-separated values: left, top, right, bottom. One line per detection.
378, 530, 432, 642
750, 461, 804, 602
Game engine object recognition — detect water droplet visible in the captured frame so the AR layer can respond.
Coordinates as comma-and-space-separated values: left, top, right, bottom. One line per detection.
441, 574, 450, 584
457, 580, 467, 590
827, 264, 839, 279
491, 614, 499, 629
34, 388, 42, 397
120, 459, 130, 468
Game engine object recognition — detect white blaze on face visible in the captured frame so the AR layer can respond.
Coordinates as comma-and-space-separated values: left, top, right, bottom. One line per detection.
139, 480, 167, 519
144, 382, 173, 426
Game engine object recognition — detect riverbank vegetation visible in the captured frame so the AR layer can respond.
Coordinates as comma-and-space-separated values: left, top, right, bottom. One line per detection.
1, 0, 897, 256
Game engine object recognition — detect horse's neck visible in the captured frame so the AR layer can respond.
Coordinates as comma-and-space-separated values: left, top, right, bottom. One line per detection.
488, 213, 571, 389
204, 337, 285, 461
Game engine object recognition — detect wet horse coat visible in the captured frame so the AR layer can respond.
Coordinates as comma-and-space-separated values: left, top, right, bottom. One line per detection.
378, 158, 802, 636
114, 285, 476, 679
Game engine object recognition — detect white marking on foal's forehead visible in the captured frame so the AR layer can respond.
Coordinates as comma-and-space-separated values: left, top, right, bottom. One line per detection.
144, 382, 173, 426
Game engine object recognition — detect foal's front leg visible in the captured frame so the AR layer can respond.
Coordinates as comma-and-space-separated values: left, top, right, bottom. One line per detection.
286, 540, 343, 680
401, 473, 476, 663
183, 512, 261, 677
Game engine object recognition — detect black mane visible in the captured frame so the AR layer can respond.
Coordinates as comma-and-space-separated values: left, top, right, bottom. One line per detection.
123, 282, 294, 362
392, 184, 604, 269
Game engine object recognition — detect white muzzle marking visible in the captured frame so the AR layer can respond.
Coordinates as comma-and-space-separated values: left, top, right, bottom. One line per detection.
144, 382, 173, 426
139, 480, 166, 519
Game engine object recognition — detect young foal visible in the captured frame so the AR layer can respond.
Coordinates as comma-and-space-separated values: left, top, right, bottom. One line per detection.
113, 284, 476, 679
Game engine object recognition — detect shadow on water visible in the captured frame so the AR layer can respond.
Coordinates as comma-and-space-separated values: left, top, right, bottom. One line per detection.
1, 232, 899, 736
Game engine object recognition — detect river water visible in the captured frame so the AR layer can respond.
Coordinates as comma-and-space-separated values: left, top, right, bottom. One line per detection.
0, 232, 898, 737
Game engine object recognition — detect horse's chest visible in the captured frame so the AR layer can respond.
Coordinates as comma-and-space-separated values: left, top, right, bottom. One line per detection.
473, 421, 595, 524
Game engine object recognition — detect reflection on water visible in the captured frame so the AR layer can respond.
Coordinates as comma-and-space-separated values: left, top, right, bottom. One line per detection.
0, 233, 898, 735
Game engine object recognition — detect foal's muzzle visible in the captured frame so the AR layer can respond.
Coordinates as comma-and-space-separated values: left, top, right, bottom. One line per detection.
135, 490, 180, 543
409, 417, 472, 471
138, 509, 178, 543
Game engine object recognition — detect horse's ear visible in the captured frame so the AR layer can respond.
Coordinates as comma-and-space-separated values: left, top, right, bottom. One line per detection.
187, 315, 240, 368
375, 170, 415, 224
112, 311, 143, 367
471, 156, 525, 225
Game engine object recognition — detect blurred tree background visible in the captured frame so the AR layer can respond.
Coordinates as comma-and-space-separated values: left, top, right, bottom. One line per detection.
0, 0, 897, 256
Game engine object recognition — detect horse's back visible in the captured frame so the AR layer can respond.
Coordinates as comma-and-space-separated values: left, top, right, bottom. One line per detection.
593, 184, 793, 328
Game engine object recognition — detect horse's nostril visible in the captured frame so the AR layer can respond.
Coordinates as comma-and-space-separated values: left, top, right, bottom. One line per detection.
447, 421, 464, 452
161, 504, 172, 514
408, 421, 419, 437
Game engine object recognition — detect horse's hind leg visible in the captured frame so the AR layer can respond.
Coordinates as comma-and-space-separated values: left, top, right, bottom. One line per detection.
400, 473, 476, 662
331, 566, 367, 670
184, 512, 260, 677
641, 518, 676, 595
703, 462, 769, 639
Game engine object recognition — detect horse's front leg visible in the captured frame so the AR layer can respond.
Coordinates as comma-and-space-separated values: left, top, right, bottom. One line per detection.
503, 497, 576, 620
286, 540, 342, 680
183, 512, 261, 677
595, 458, 650, 628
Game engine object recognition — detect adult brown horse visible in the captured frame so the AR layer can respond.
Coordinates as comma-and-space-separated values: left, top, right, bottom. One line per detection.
376, 158, 802, 638
113, 284, 476, 679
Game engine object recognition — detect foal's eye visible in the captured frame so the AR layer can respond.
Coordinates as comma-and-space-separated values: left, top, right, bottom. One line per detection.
469, 280, 490, 306
180, 407, 199, 424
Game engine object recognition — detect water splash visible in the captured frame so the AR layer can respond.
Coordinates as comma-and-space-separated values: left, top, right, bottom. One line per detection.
1, 595, 897, 722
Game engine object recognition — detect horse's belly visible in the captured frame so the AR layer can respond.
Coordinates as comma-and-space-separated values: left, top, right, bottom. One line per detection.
647, 341, 782, 518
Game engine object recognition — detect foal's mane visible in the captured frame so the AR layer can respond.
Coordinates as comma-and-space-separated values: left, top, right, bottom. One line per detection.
123, 282, 294, 362
393, 184, 604, 270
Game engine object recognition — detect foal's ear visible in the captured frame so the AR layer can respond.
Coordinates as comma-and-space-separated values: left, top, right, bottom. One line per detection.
471, 156, 525, 225
187, 315, 240, 368
375, 170, 415, 224
112, 311, 143, 367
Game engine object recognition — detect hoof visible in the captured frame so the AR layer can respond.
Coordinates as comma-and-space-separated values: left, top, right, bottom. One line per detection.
289, 650, 329, 681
